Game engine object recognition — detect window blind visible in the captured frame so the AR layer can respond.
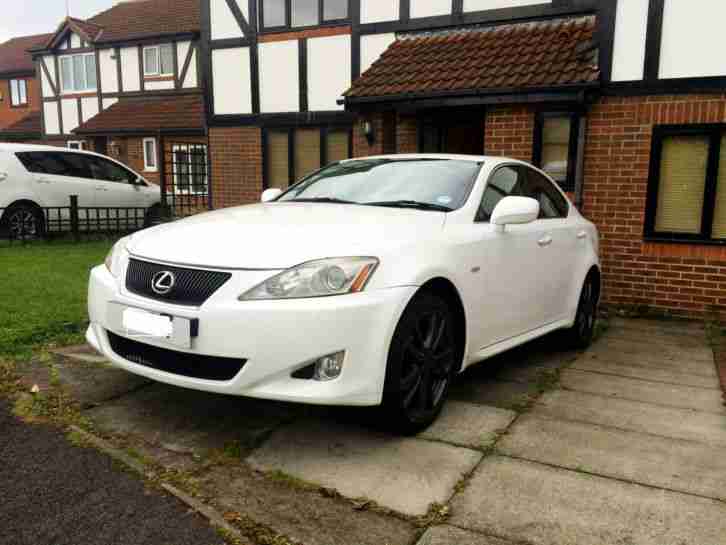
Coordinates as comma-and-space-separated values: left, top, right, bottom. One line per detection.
295, 128, 321, 181
326, 130, 349, 165
267, 131, 289, 190
712, 135, 726, 239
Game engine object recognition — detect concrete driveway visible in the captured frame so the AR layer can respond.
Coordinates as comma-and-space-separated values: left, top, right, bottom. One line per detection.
20, 317, 726, 545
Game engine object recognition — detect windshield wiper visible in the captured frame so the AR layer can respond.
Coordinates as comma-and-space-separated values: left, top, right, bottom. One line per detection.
289, 197, 358, 205
364, 200, 453, 212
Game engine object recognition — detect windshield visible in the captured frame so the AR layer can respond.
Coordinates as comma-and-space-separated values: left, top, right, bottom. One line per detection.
277, 158, 483, 211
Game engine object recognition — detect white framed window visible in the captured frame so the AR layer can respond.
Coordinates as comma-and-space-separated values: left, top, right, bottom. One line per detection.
143, 138, 158, 171
60, 53, 97, 93
143, 44, 174, 76
67, 140, 87, 150
10, 79, 28, 106
172, 144, 208, 194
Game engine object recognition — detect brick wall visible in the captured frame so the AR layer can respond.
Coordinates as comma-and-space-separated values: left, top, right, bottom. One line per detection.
209, 126, 262, 209
582, 94, 726, 319
484, 105, 535, 162
352, 115, 385, 158
397, 114, 417, 153
0, 76, 41, 129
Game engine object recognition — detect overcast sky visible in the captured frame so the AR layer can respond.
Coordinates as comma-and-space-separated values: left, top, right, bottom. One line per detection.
0, 0, 115, 43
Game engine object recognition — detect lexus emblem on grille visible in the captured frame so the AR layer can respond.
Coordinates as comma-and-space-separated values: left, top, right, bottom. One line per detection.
151, 271, 176, 295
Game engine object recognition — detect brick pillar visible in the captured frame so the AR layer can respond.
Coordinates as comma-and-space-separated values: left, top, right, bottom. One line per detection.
397, 114, 417, 153
484, 105, 535, 162
209, 126, 262, 209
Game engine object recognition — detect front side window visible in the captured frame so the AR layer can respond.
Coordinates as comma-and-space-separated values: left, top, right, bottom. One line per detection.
646, 125, 726, 242
60, 53, 97, 92
265, 127, 351, 189
522, 167, 569, 219
262, 0, 349, 29
279, 158, 482, 211
144, 44, 174, 76
534, 112, 579, 192
88, 156, 138, 184
9, 79, 28, 106
476, 166, 524, 222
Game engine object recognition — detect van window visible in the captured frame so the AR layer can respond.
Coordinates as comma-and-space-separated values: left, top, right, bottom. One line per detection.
15, 151, 92, 179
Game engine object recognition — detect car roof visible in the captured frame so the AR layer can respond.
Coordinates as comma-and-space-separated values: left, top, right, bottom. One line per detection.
0, 143, 84, 153
341, 153, 526, 167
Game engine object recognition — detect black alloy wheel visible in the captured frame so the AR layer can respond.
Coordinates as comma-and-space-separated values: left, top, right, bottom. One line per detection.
5, 204, 44, 240
383, 292, 459, 434
567, 274, 598, 349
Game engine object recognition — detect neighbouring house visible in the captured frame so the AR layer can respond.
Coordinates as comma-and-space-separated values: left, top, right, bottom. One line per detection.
0, 33, 52, 142
199, 0, 726, 319
31, 0, 209, 216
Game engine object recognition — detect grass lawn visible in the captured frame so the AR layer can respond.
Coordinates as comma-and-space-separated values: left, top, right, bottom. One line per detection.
0, 240, 114, 360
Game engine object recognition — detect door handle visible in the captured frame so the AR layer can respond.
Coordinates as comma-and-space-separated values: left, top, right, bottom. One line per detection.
36, 177, 52, 184
537, 235, 553, 247
577, 230, 588, 240
95, 185, 109, 192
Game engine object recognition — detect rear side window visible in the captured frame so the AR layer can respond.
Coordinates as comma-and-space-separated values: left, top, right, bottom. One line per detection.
522, 167, 569, 219
476, 166, 524, 222
15, 151, 92, 179
87, 156, 137, 184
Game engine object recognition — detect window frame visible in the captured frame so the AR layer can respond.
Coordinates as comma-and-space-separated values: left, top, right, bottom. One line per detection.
67, 141, 87, 151
259, 0, 350, 32
475, 164, 524, 223
143, 44, 174, 77
9, 79, 28, 107
644, 124, 726, 245
59, 52, 97, 93
262, 125, 352, 189
532, 111, 580, 193
171, 143, 208, 195
142, 137, 158, 172
521, 165, 570, 220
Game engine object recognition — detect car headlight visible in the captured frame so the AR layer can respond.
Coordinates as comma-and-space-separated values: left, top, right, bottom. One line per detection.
239, 257, 379, 301
104, 236, 130, 278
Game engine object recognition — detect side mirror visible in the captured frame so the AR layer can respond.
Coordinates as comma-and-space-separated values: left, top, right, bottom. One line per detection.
491, 196, 539, 232
261, 188, 283, 203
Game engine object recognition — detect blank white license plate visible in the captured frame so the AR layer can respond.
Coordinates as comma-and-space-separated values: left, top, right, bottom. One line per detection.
111, 304, 196, 349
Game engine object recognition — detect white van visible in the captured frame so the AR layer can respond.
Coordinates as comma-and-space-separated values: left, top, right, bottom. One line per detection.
0, 143, 161, 238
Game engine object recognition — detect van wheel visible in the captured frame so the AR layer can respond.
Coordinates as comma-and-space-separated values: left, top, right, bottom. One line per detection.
4, 203, 45, 240
381, 292, 458, 435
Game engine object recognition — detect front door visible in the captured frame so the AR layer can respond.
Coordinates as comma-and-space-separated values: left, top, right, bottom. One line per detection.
419, 109, 485, 155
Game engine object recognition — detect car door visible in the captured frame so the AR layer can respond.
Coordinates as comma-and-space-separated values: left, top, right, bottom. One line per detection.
521, 166, 576, 323
469, 165, 551, 350
87, 155, 153, 230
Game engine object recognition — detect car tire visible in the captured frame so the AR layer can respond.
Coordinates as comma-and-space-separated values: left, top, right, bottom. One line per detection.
3, 203, 45, 240
565, 273, 599, 349
381, 291, 459, 435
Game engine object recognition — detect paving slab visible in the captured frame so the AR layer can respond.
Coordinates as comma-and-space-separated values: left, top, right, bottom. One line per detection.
533, 389, 726, 447
247, 418, 482, 516
579, 350, 717, 377
571, 358, 719, 389
450, 456, 726, 545
418, 401, 516, 449
499, 414, 726, 501
560, 368, 725, 414
600, 326, 708, 348
450, 378, 539, 410
201, 464, 417, 545
609, 317, 705, 335
87, 383, 298, 457
589, 336, 714, 363
416, 525, 514, 545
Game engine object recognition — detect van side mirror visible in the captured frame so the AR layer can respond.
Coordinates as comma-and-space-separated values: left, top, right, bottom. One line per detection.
491, 196, 540, 232
261, 188, 283, 203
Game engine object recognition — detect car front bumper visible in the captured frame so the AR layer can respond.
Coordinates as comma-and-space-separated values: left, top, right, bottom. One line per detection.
87, 264, 416, 406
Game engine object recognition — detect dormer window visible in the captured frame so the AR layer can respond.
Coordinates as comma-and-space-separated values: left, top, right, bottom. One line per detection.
261, 0, 349, 31
60, 53, 97, 93
143, 44, 174, 77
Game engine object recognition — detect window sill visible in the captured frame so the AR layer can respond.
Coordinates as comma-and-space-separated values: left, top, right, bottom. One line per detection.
61, 91, 97, 99
144, 75, 174, 81
144, 168, 158, 173
642, 239, 726, 260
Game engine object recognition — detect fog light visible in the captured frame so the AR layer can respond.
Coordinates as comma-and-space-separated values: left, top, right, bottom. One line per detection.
314, 351, 345, 381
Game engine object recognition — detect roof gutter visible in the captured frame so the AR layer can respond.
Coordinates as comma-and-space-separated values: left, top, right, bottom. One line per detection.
73, 127, 205, 137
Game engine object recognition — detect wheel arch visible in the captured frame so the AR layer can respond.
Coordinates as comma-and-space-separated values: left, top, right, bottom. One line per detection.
418, 277, 468, 372
1, 199, 44, 221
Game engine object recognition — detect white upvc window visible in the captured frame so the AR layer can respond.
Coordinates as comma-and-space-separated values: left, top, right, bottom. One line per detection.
10, 79, 28, 106
67, 140, 87, 150
143, 44, 174, 76
143, 137, 158, 172
172, 144, 208, 194
60, 53, 97, 93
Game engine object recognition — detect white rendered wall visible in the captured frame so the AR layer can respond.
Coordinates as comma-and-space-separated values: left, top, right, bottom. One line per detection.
120, 46, 141, 92
41, 55, 56, 98
610, 0, 649, 82
70, 33, 81, 48
463, 0, 549, 11
259, 40, 299, 113
212, 47, 252, 114
61, 98, 79, 134
176, 41, 198, 88
410, 0, 451, 19
99, 49, 119, 93
211, 0, 247, 39
43, 102, 60, 135
308, 34, 350, 111
360, 0, 399, 24
102, 97, 118, 109
81, 97, 99, 123
145, 79, 175, 91
659, 0, 726, 79
360, 33, 396, 74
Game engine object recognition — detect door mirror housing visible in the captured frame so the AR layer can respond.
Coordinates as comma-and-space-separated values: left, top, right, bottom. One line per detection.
261, 188, 283, 203
491, 196, 539, 231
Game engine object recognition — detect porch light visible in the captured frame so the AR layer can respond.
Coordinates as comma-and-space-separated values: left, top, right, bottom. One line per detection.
361, 120, 375, 145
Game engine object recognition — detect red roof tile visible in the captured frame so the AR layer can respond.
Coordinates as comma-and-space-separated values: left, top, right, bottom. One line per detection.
0, 34, 53, 75
74, 94, 205, 134
89, 0, 200, 43
345, 16, 599, 100
0, 111, 42, 137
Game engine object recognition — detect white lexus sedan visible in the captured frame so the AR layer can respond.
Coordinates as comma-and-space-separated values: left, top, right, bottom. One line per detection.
87, 155, 600, 433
